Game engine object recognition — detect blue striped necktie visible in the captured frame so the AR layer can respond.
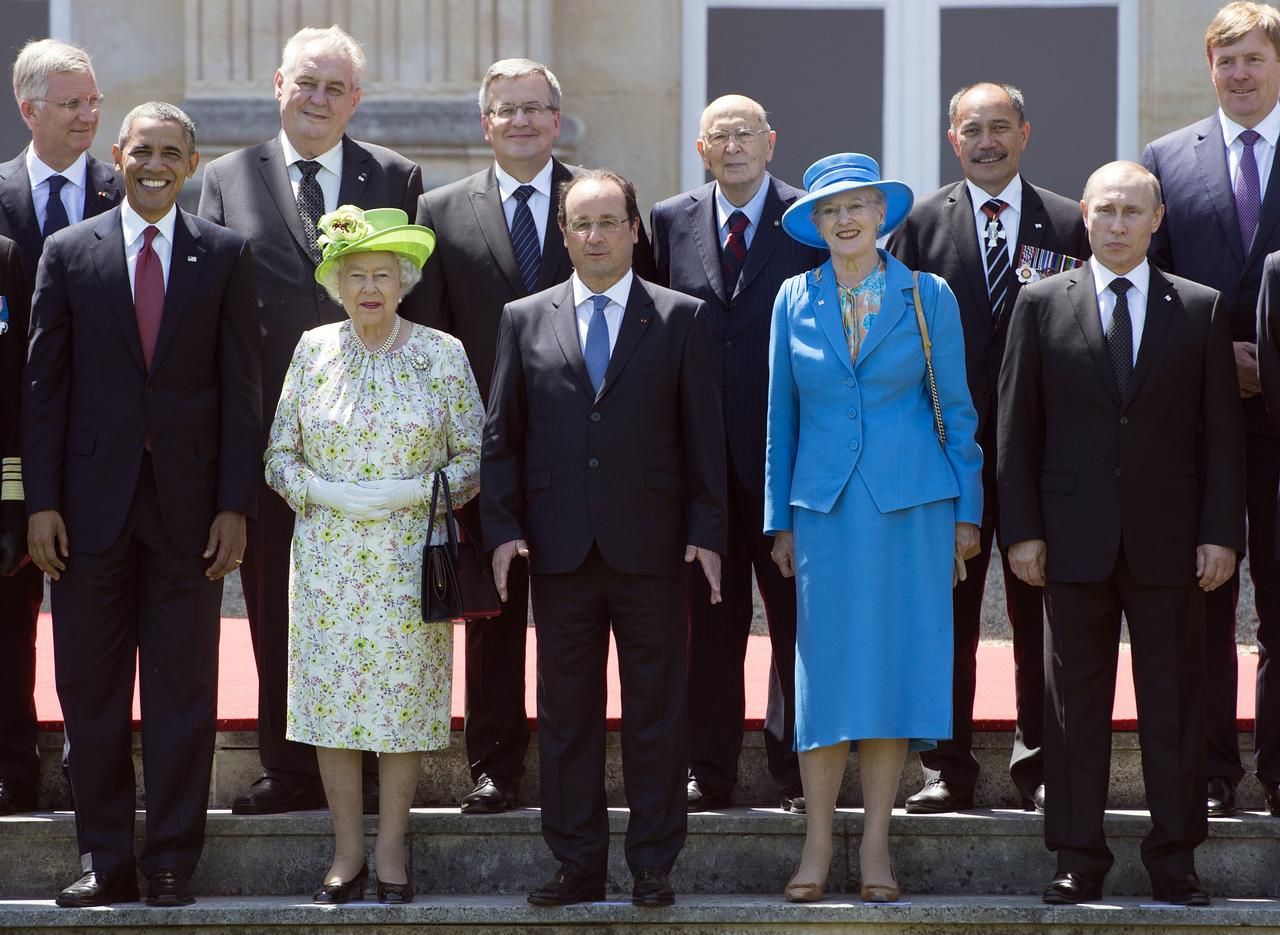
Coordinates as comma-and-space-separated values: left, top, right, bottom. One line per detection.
510, 184, 542, 293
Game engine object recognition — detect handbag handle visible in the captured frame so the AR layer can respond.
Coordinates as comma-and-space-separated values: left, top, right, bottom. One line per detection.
425, 471, 460, 559
911, 271, 947, 448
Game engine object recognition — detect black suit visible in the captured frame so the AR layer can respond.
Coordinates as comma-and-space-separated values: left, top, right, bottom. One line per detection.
1144, 116, 1280, 786
482, 273, 725, 875
649, 175, 824, 799
887, 178, 1088, 802
22, 206, 261, 879
414, 160, 656, 786
998, 262, 1244, 884
198, 135, 422, 782
0, 150, 120, 792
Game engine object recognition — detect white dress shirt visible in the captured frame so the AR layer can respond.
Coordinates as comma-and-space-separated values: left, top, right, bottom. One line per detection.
279, 131, 343, 215
966, 175, 1023, 272
572, 269, 633, 356
1090, 256, 1149, 366
27, 148, 87, 231
121, 200, 176, 297
495, 158, 554, 247
714, 172, 771, 251
1219, 102, 1280, 199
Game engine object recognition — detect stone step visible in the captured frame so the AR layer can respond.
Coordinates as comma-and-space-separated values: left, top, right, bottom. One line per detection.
3, 893, 1280, 933
31, 728, 1273, 811
4, 807, 1279, 902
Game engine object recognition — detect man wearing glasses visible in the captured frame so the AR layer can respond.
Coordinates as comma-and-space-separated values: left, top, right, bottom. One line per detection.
415, 59, 655, 815
0, 38, 120, 817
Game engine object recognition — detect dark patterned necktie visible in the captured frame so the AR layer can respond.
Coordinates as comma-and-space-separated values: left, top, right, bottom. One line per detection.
296, 160, 324, 265
1107, 277, 1134, 399
721, 209, 749, 286
510, 184, 542, 294
980, 198, 1010, 317
1236, 129, 1262, 253
43, 174, 70, 239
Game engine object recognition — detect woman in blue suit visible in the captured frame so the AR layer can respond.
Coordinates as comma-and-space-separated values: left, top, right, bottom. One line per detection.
766, 154, 983, 903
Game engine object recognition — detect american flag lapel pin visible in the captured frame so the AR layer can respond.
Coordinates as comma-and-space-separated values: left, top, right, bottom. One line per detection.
187, 255, 197, 262
357, 172, 368, 183
1034, 222, 1042, 229
1164, 293, 1172, 302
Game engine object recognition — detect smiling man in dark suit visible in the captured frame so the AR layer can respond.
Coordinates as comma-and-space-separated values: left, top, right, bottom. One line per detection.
887, 82, 1088, 815
0, 38, 120, 817
24, 102, 261, 908
198, 25, 424, 815
649, 94, 825, 814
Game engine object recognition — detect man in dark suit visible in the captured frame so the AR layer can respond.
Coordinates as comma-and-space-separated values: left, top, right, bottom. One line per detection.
649, 94, 824, 814
24, 102, 261, 907
1141, 0, 1280, 817
483, 168, 725, 907
888, 82, 1087, 814
0, 38, 120, 816
999, 161, 1244, 906
198, 25, 423, 815
1254, 251, 1280, 816
0, 234, 30, 584
415, 58, 655, 813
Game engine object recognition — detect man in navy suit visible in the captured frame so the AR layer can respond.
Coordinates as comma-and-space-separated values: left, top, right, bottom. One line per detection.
0, 38, 120, 816
24, 102, 261, 907
650, 94, 824, 812
1141, 0, 1280, 817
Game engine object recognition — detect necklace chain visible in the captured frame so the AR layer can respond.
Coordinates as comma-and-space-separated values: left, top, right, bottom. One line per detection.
363, 315, 401, 354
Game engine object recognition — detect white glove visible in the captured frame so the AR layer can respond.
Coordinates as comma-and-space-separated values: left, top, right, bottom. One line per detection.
306, 477, 391, 520
358, 478, 425, 513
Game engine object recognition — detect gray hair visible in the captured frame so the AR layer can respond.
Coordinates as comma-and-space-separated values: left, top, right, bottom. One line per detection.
12, 38, 94, 105
478, 58, 562, 113
117, 101, 197, 152
280, 25, 365, 87
947, 82, 1026, 126
318, 252, 423, 303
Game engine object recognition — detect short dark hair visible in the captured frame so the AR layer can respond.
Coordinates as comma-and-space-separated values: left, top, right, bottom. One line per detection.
118, 101, 196, 153
556, 168, 641, 228
948, 82, 1026, 126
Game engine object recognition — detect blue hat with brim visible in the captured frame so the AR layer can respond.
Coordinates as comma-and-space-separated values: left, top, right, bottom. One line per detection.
782, 153, 914, 249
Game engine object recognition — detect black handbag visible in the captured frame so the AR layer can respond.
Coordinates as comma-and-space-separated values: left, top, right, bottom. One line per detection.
421, 471, 502, 623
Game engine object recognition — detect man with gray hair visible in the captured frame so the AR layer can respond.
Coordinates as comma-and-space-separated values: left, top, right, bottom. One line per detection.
0, 37, 120, 816
199, 24, 424, 816
415, 58, 655, 814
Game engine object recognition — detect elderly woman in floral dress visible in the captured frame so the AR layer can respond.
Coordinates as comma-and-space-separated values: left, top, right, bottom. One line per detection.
266, 206, 483, 904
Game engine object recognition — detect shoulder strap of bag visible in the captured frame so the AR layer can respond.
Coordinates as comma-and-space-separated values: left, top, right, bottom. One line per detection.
912, 271, 947, 448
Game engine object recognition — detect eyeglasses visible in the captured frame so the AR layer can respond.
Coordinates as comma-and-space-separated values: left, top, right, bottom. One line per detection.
33, 93, 104, 113
701, 127, 769, 151
565, 217, 628, 236
487, 101, 556, 120
816, 201, 877, 222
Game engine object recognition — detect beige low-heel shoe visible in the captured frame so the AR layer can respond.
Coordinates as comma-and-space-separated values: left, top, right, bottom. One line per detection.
859, 866, 900, 903
784, 875, 826, 903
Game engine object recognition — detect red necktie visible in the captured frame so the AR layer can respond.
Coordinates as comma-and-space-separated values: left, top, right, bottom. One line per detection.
721, 210, 749, 287
135, 225, 165, 370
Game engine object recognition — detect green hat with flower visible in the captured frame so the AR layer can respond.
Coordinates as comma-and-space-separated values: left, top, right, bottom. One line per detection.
314, 205, 437, 285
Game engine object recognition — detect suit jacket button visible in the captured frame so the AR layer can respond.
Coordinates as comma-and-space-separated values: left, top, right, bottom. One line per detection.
849, 440, 860, 450
845, 378, 855, 388
588, 458, 600, 469
134, 433, 143, 443
1119, 416, 1128, 426
590, 412, 601, 422
1114, 467, 1123, 477
725, 340, 734, 349
847, 408, 857, 419
145, 386, 154, 395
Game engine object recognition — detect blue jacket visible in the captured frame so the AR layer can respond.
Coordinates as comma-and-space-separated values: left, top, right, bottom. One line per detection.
764, 250, 983, 533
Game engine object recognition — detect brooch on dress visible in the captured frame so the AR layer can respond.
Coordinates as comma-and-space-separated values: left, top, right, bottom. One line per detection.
411, 352, 429, 371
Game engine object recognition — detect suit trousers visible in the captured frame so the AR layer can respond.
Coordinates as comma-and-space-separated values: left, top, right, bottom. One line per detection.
923, 433, 1045, 799
688, 453, 799, 796
1203, 431, 1280, 784
51, 455, 223, 878
0, 562, 44, 784
461, 494, 530, 783
1043, 546, 1206, 884
531, 546, 688, 875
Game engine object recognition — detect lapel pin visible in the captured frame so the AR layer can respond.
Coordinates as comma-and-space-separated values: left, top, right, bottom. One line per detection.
357, 172, 368, 183
187, 255, 197, 262
773, 219, 780, 226
1164, 294, 1172, 302
1034, 223, 1043, 229
818, 299, 825, 306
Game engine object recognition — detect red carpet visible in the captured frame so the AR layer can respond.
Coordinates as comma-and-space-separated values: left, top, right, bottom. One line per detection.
33, 614, 1258, 732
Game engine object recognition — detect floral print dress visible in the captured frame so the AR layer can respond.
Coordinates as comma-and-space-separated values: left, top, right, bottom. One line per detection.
266, 321, 483, 752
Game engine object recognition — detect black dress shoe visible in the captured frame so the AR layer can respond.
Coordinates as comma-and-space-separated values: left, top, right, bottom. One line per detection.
632, 867, 675, 907
527, 862, 605, 906
0, 778, 37, 815
460, 773, 519, 814
56, 870, 141, 908
904, 779, 973, 814
1041, 871, 1102, 904
376, 874, 414, 904
1206, 776, 1236, 817
146, 869, 194, 907
686, 779, 730, 812
1266, 782, 1280, 817
232, 774, 326, 815
1152, 872, 1210, 906
313, 862, 368, 904
780, 786, 806, 814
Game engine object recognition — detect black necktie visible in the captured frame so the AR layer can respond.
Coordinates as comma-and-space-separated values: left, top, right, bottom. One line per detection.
296, 160, 324, 265
980, 198, 1010, 317
43, 174, 70, 239
1107, 277, 1134, 399
510, 184, 541, 294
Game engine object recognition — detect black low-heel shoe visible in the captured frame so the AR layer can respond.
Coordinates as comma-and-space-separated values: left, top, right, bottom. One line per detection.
313, 863, 368, 904
376, 875, 414, 904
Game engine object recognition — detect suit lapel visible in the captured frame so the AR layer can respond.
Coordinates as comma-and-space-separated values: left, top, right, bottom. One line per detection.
809, 263, 854, 376
1193, 122, 1245, 266
1068, 267, 1122, 406
0, 152, 43, 263
1002, 184, 1053, 331
538, 160, 573, 290
550, 281, 595, 397
1248, 149, 1280, 270
946, 182, 995, 329
687, 184, 727, 300
854, 255, 910, 368
336, 136, 370, 207
83, 155, 121, 219
89, 209, 146, 374
149, 210, 204, 375
1128, 270, 1174, 404
597, 277, 653, 401
258, 139, 312, 259
736, 178, 788, 298
470, 168, 525, 294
